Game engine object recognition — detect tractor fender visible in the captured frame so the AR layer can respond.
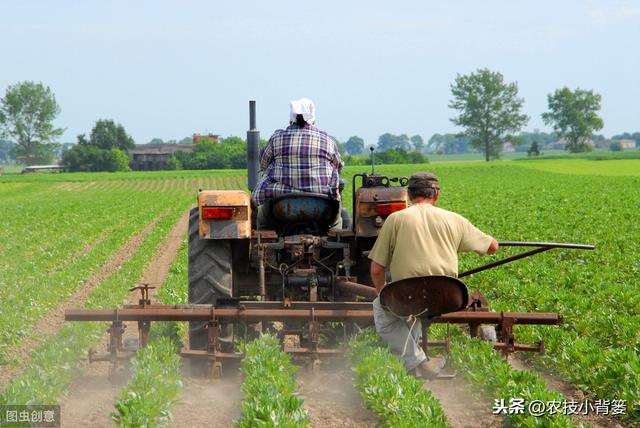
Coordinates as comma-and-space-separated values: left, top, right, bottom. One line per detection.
198, 190, 251, 239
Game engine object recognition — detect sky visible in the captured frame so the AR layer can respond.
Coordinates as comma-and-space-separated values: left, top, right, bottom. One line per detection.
1, 0, 639, 146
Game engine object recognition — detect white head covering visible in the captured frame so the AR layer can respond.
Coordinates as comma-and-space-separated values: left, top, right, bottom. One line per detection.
289, 98, 316, 125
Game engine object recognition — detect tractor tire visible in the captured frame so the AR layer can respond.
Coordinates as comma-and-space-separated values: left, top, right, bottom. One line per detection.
188, 207, 233, 351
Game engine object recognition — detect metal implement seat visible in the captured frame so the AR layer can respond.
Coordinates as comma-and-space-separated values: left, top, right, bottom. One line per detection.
379, 275, 469, 318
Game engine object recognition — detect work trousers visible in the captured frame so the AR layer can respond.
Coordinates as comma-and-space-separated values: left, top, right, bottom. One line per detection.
372, 296, 427, 371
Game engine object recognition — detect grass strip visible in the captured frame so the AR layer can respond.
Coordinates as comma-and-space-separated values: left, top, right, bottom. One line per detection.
347, 329, 450, 428
111, 241, 188, 426
236, 334, 309, 427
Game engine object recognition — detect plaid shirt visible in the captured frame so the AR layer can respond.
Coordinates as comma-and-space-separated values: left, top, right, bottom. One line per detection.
251, 124, 344, 206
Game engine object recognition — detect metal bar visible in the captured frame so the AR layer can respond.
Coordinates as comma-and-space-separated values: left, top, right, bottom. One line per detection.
66, 307, 561, 325
459, 241, 595, 278
459, 247, 550, 278
498, 241, 595, 250
334, 279, 377, 300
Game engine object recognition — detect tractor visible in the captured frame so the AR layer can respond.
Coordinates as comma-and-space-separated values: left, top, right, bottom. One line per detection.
66, 101, 593, 378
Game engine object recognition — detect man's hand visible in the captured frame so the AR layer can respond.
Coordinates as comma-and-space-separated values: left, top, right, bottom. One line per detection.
487, 238, 499, 255
370, 261, 386, 294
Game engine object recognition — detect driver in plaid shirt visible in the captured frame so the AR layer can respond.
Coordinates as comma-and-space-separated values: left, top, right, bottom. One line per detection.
251, 98, 344, 227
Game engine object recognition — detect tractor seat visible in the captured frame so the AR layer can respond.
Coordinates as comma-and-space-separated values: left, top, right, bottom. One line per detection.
269, 192, 340, 234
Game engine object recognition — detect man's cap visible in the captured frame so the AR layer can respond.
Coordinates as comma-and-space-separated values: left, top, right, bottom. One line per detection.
290, 98, 316, 124
408, 172, 440, 190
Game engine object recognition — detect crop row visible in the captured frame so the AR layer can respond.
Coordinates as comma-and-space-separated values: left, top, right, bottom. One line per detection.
347, 329, 450, 428
0, 205, 187, 405
352, 162, 639, 421
112, 241, 188, 426
448, 332, 580, 427
0, 185, 193, 364
236, 334, 309, 427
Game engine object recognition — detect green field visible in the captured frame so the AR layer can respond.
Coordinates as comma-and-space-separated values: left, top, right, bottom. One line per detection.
0, 158, 638, 424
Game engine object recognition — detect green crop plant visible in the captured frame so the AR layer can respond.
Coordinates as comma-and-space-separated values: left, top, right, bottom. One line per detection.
450, 333, 582, 427
236, 334, 309, 428
347, 329, 450, 428
112, 242, 188, 426
0, 207, 186, 405
112, 337, 182, 428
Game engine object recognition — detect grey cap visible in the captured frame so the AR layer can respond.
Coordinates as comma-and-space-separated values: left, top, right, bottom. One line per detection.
407, 172, 440, 190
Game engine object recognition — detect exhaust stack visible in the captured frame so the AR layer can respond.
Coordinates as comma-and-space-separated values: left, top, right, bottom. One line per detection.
247, 100, 260, 191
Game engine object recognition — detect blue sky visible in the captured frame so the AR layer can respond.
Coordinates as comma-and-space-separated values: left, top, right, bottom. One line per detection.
1, 1, 638, 145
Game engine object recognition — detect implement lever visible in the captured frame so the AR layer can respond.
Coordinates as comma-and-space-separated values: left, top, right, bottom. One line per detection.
459, 241, 595, 278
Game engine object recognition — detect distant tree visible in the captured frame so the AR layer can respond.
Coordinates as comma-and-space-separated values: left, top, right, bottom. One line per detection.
89, 119, 135, 151
344, 136, 365, 155
148, 138, 164, 145
377, 133, 411, 151
61, 123, 132, 172
449, 69, 529, 161
0, 139, 16, 163
542, 87, 603, 153
178, 137, 193, 145
410, 135, 424, 152
527, 141, 541, 156
0, 81, 64, 165
427, 133, 471, 154
609, 141, 623, 152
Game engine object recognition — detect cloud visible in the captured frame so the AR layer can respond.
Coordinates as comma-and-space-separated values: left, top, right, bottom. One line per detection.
588, 0, 640, 25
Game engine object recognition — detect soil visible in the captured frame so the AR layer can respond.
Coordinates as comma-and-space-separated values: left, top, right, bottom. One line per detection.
161, 179, 170, 192
425, 372, 502, 428
0, 215, 163, 390
297, 361, 377, 428
57, 209, 189, 428
508, 356, 631, 428
170, 369, 244, 427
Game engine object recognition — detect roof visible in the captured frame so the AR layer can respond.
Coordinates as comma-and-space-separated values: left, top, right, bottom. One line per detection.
129, 144, 195, 155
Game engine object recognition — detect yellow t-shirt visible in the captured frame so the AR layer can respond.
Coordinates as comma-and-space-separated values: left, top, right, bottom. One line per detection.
368, 203, 493, 281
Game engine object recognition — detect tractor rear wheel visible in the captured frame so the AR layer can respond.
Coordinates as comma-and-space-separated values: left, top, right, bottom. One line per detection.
188, 207, 233, 351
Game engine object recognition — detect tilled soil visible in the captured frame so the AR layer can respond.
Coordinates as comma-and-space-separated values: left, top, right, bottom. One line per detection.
0, 216, 163, 391
298, 362, 377, 428
170, 370, 244, 427
425, 372, 502, 428
57, 209, 189, 428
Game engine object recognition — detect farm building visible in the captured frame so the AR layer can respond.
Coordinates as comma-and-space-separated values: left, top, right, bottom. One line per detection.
129, 143, 195, 170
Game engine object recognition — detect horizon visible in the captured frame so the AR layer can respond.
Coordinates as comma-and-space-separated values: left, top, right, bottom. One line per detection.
2, 1, 639, 146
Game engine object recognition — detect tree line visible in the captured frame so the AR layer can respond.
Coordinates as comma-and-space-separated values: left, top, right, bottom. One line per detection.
1, 76, 639, 170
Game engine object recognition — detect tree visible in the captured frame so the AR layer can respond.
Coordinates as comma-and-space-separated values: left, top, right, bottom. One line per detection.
410, 135, 424, 152
0, 81, 64, 165
344, 136, 365, 155
527, 141, 541, 156
449, 69, 529, 161
61, 120, 134, 172
377, 133, 411, 151
89, 119, 135, 151
609, 141, 622, 152
542, 87, 604, 153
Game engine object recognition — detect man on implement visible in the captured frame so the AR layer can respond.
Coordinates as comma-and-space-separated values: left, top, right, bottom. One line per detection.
368, 172, 499, 379
251, 98, 344, 229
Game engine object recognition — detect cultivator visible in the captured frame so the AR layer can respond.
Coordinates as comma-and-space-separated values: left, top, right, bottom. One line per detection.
64, 101, 595, 379
66, 240, 592, 378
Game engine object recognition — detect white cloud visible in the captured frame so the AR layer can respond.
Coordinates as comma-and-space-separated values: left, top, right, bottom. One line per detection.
588, 0, 640, 25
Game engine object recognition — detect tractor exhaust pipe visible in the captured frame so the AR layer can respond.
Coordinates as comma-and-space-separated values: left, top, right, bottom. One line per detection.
247, 100, 260, 191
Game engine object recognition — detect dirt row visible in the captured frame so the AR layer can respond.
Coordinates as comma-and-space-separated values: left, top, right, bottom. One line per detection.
0, 214, 166, 390
3, 202, 624, 427
58, 209, 189, 427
